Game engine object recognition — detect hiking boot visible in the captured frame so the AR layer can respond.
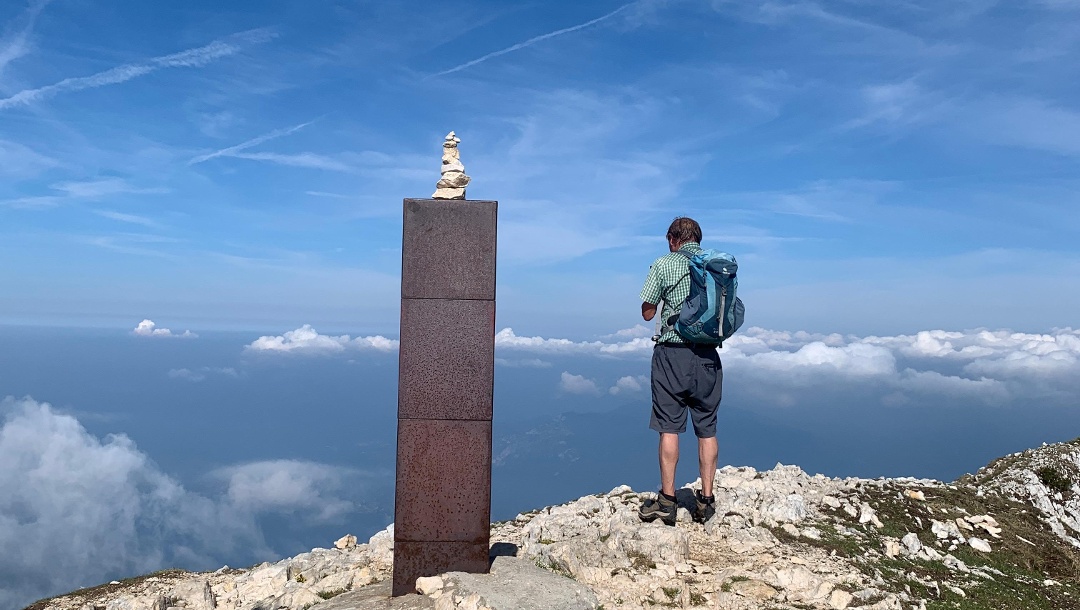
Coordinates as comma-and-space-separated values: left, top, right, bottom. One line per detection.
693, 490, 716, 524
638, 493, 676, 526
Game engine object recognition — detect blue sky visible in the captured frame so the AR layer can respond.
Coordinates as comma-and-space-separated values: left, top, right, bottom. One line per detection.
2, 0, 1078, 336
3, 3, 1080, 606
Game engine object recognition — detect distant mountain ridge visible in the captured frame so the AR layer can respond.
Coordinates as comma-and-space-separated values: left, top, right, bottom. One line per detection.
27, 438, 1080, 610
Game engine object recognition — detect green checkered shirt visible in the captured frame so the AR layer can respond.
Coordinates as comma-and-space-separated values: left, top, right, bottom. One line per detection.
639, 242, 702, 344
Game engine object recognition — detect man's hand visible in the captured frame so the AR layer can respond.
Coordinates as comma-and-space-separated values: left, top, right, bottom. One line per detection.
642, 301, 658, 322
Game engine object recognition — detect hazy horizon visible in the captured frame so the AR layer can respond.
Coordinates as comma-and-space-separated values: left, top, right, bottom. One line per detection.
4, 321, 1079, 608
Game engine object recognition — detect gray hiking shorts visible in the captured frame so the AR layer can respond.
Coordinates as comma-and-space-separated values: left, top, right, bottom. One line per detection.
650, 343, 723, 438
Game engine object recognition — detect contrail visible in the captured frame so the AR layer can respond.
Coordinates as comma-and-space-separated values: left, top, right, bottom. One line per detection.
433, 2, 635, 77
0, 28, 274, 111
188, 121, 314, 165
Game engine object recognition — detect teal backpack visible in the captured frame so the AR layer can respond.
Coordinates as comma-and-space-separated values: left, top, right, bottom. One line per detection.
662, 250, 745, 346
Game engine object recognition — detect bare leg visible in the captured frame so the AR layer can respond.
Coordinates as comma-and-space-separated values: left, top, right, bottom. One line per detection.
659, 432, 680, 496
697, 436, 718, 497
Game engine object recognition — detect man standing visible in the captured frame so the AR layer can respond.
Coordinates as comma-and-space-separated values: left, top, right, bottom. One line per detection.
637, 217, 721, 526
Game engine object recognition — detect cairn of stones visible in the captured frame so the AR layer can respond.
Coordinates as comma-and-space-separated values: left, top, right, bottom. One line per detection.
432, 131, 471, 200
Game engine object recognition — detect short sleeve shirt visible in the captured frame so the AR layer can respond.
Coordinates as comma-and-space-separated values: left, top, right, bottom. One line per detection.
639, 242, 702, 344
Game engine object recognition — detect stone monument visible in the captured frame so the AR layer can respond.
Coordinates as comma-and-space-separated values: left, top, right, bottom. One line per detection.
393, 132, 497, 596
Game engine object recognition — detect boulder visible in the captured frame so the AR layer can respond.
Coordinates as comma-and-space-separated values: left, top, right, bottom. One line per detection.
441, 556, 598, 610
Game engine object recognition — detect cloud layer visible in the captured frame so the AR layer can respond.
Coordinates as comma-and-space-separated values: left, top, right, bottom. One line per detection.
246, 323, 1080, 406
245, 324, 398, 354
133, 319, 197, 338
0, 397, 374, 609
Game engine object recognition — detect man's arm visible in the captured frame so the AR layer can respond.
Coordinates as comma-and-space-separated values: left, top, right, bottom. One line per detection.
642, 301, 658, 321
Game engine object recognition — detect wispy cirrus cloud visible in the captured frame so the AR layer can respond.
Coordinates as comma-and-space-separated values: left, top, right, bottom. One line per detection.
0, 28, 274, 111
433, 2, 637, 76
188, 120, 313, 165
226, 151, 351, 171
1, 178, 167, 209
0, 0, 51, 74
93, 210, 162, 228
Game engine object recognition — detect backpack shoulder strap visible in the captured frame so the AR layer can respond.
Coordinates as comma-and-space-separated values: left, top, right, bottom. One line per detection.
656, 251, 694, 338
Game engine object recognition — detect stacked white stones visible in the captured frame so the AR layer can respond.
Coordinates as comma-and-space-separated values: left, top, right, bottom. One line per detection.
432, 131, 471, 200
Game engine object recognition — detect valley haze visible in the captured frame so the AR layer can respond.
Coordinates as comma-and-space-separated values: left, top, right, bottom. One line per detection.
3, 322, 1080, 608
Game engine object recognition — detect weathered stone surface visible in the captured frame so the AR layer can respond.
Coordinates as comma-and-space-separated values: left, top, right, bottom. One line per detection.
901, 532, 923, 555
400, 199, 496, 300
440, 556, 598, 610
40, 438, 1080, 610
398, 298, 494, 420
336, 534, 358, 549
415, 576, 444, 595
728, 578, 777, 600
392, 540, 489, 597
395, 419, 492, 542
830, 587, 855, 609
432, 131, 472, 199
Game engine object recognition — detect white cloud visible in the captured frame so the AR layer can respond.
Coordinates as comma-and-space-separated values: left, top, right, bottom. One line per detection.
0, 138, 58, 178
0, 0, 51, 75
52, 178, 167, 198
559, 371, 601, 395
168, 367, 239, 382
495, 327, 653, 356
601, 324, 653, 340
494, 325, 1080, 406
0, 396, 377, 610
93, 210, 162, 228
245, 324, 398, 354
0, 29, 274, 110
609, 375, 648, 395
211, 460, 357, 522
132, 319, 197, 338
494, 357, 553, 368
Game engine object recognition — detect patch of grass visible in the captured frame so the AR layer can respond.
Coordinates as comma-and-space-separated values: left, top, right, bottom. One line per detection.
627, 549, 656, 571
662, 586, 679, 600
23, 569, 190, 610
690, 591, 707, 605
769, 522, 868, 558
317, 588, 347, 600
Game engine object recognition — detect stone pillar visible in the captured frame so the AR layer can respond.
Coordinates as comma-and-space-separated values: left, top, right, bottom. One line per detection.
393, 198, 497, 596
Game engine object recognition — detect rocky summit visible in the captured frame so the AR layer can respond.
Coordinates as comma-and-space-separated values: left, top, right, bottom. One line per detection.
27, 438, 1080, 610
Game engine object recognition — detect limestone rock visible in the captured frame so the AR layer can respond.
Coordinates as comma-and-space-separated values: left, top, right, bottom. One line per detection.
728, 578, 777, 600
432, 131, 471, 200
441, 556, 598, 610
416, 576, 444, 595
335, 534, 358, 549
901, 532, 923, 555
968, 537, 993, 552
829, 587, 855, 609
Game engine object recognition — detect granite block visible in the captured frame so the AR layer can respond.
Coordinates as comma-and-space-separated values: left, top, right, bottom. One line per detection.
401, 199, 497, 301
398, 298, 495, 420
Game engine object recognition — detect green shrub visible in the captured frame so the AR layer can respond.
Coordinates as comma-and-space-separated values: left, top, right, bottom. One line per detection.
1036, 466, 1073, 495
